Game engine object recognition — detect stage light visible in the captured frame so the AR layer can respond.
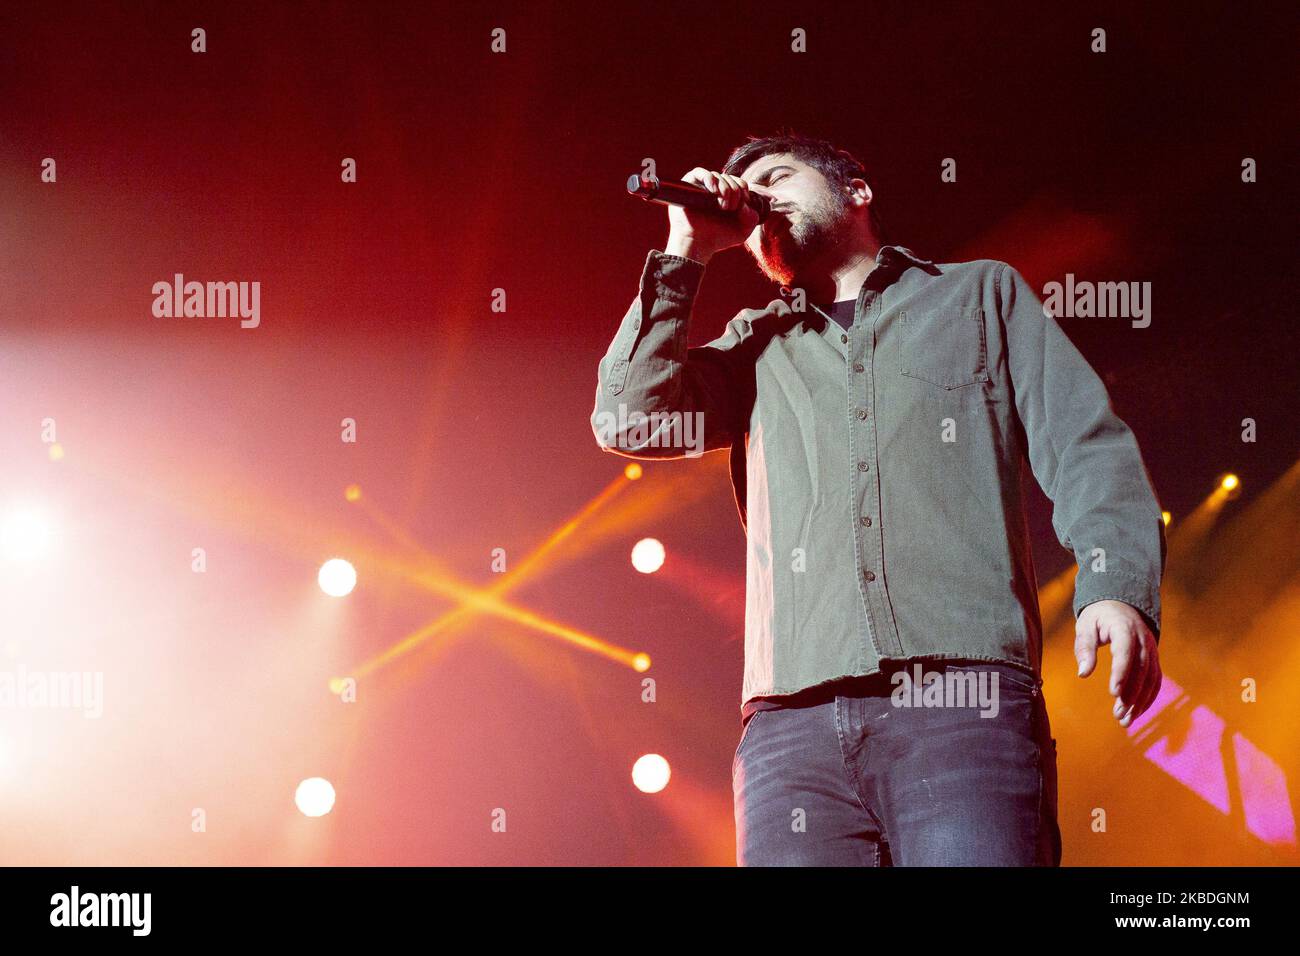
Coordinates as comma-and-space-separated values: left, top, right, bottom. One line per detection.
1, 504, 54, 563
317, 558, 357, 597
294, 777, 336, 817
624, 463, 643, 480
1221, 473, 1239, 491
47, 444, 64, 462
632, 754, 671, 794
631, 537, 665, 573
632, 652, 651, 672
1161, 510, 1171, 526
344, 484, 361, 502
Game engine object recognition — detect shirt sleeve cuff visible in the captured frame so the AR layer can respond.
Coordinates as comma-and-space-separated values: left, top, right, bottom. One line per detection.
645, 249, 706, 301
1074, 571, 1162, 641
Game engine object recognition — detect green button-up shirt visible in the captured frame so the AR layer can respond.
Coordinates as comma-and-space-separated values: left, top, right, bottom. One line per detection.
591, 246, 1166, 713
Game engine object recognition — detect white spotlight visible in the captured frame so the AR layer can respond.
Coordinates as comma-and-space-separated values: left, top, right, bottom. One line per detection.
630, 538, 665, 574
317, 558, 357, 597
632, 753, 671, 794
294, 777, 336, 817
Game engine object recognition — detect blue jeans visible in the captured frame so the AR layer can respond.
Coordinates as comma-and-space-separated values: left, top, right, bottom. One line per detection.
732, 662, 1062, 866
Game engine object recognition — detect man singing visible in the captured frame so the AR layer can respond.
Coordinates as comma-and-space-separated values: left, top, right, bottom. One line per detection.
590, 132, 1166, 866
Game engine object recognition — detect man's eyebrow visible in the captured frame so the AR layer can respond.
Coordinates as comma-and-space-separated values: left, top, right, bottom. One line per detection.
751, 164, 796, 185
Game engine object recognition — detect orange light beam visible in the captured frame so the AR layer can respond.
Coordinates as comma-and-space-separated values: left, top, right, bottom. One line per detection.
1037, 563, 1077, 634
343, 469, 646, 679
349, 555, 643, 675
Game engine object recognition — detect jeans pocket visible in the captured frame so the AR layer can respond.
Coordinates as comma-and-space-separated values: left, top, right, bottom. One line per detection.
899, 308, 990, 390
988, 664, 1041, 696
732, 709, 767, 773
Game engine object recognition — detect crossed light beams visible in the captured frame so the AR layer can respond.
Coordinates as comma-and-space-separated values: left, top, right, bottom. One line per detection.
334, 466, 647, 686
335, 458, 724, 688
63, 421, 714, 696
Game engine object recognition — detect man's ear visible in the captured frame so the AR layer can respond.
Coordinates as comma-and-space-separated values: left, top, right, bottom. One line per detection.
847, 177, 872, 208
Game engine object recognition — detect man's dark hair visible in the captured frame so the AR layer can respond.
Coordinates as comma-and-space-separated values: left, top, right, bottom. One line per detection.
722, 129, 886, 241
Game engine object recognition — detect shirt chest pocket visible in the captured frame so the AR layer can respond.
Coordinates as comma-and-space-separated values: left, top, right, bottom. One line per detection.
898, 308, 990, 389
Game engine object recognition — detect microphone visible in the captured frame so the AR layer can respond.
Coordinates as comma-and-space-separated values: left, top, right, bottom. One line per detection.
626, 173, 771, 223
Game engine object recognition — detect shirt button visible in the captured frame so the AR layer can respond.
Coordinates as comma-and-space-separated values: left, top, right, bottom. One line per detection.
840, 334, 848, 344
857, 461, 868, 472
856, 407, 868, 420
853, 363, 864, 373
864, 570, 876, 581
860, 516, 872, 527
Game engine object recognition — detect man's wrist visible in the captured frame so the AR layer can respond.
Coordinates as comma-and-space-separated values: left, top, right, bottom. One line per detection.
663, 233, 715, 264
1079, 597, 1160, 641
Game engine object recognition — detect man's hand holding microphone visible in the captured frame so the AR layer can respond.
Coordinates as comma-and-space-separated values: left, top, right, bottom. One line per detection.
664, 168, 764, 265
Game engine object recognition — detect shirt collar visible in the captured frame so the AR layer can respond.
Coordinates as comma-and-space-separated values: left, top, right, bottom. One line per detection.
876, 244, 933, 268
778, 244, 933, 300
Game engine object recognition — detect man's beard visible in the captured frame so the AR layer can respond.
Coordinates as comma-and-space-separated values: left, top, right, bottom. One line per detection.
750, 188, 853, 286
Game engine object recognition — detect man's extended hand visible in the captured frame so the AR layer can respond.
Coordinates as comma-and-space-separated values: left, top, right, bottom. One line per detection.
1074, 599, 1162, 729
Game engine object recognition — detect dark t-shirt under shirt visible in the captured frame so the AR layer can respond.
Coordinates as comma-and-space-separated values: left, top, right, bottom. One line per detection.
818, 298, 856, 331
739, 296, 857, 728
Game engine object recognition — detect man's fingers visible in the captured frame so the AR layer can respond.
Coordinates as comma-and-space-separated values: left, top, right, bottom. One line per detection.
1074, 616, 1100, 678
1131, 639, 1163, 721
714, 176, 730, 207
1118, 642, 1148, 727
683, 168, 737, 209
1108, 622, 1135, 698
723, 174, 747, 209
1078, 608, 1161, 727
719, 176, 741, 210
1119, 630, 1146, 710
683, 168, 720, 192
1121, 666, 1157, 727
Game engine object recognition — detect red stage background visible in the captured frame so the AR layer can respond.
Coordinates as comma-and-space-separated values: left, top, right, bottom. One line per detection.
0, 0, 1296, 865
